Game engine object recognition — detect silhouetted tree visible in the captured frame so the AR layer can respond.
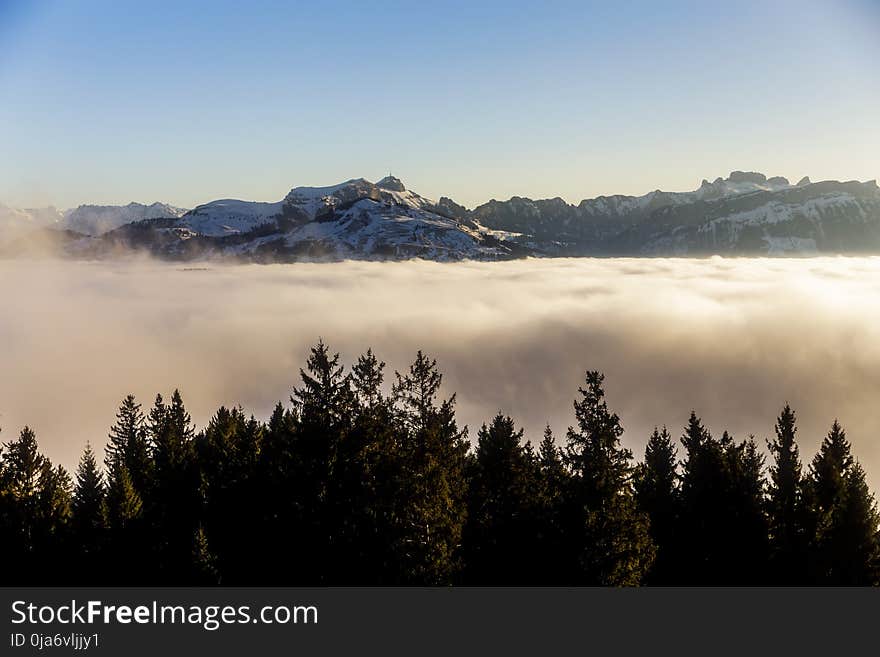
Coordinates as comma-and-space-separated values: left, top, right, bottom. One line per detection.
391, 351, 469, 584
102, 395, 150, 581
104, 461, 143, 532
634, 427, 679, 584
195, 406, 263, 583
106, 395, 152, 498
721, 432, 769, 582
35, 460, 73, 582
563, 372, 655, 585
464, 413, 541, 583
679, 416, 770, 583
71, 443, 106, 570
147, 390, 199, 582
331, 349, 400, 583
808, 421, 880, 584
766, 404, 807, 583
533, 426, 569, 583
254, 401, 298, 583
3, 349, 880, 587
1, 427, 45, 563
289, 341, 355, 583
678, 413, 729, 583
0, 427, 74, 582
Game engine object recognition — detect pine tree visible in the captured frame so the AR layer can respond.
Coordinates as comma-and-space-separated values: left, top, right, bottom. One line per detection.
634, 427, 679, 584
807, 419, 852, 583
722, 433, 769, 582
2, 427, 44, 502
35, 461, 73, 583
1, 427, 46, 562
105, 461, 143, 530
808, 421, 880, 584
534, 426, 569, 583
289, 341, 355, 583
766, 404, 807, 582
809, 421, 851, 515
834, 462, 880, 584
103, 458, 146, 584
393, 350, 443, 431
352, 348, 385, 410
391, 351, 469, 584
677, 412, 726, 583
463, 413, 541, 583
290, 341, 354, 502
106, 395, 151, 498
678, 415, 771, 583
292, 340, 354, 430
562, 372, 655, 585
539, 425, 566, 487
255, 401, 299, 583
195, 406, 264, 583
333, 349, 400, 583
104, 398, 148, 584
72, 443, 106, 567
147, 390, 198, 582
164, 390, 195, 465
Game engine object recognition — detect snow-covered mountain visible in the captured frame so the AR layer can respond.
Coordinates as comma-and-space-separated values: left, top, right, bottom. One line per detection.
63, 202, 187, 235
5, 171, 880, 260
0, 201, 185, 246
177, 199, 284, 237
0, 204, 64, 245
0, 204, 63, 229
473, 172, 880, 255
82, 176, 527, 261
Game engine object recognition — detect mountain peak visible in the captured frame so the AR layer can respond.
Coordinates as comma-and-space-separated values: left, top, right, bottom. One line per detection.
376, 175, 406, 192
728, 171, 767, 184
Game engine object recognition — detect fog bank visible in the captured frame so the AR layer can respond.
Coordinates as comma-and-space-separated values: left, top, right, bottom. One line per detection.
2, 256, 880, 491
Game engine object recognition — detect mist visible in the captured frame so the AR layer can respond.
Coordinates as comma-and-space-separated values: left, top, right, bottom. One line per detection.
2, 256, 880, 492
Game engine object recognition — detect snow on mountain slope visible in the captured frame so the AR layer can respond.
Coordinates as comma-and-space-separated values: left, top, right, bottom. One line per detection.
11, 172, 880, 260
281, 176, 434, 223
63, 202, 186, 235
282, 178, 379, 221
0, 204, 64, 245
474, 172, 880, 254
575, 172, 795, 220
179, 199, 283, 236
0, 204, 63, 228
74, 177, 526, 262
705, 192, 866, 230
636, 180, 880, 255
279, 196, 490, 259
172, 177, 441, 240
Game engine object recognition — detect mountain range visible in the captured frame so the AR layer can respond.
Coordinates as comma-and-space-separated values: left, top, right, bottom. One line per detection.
0, 202, 185, 237
3, 171, 879, 260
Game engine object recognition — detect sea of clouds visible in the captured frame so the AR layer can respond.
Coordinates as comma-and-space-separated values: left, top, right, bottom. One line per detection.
2, 256, 880, 491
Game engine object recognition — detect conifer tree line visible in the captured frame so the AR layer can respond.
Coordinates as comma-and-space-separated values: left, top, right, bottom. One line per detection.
1, 342, 879, 586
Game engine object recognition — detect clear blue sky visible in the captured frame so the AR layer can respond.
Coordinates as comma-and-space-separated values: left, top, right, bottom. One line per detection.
1, 0, 878, 209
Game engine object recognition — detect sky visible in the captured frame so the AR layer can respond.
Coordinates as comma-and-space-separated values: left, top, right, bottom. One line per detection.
0, 0, 878, 210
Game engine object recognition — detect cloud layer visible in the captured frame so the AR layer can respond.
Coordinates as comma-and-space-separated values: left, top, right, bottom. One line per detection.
2, 256, 880, 491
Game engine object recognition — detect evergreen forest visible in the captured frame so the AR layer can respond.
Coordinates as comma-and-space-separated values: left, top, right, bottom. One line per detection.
2, 342, 878, 586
